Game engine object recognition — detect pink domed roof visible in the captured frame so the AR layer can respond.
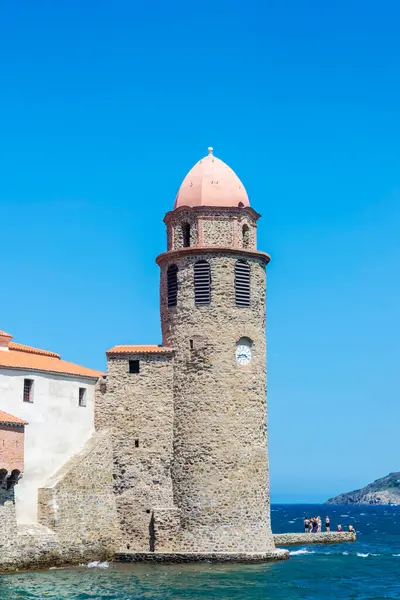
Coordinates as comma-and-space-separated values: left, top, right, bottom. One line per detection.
174, 148, 250, 209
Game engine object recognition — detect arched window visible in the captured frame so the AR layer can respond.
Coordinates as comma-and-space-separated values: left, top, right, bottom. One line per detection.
182, 223, 191, 248
242, 224, 250, 249
194, 260, 211, 305
235, 260, 250, 307
167, 264, 178, 307
6, 469, 21, 490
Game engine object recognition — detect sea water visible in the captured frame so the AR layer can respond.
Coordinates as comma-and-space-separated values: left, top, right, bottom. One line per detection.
1, 504, 399, 599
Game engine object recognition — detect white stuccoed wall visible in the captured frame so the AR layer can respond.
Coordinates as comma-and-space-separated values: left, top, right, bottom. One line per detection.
0, 369, 96, 523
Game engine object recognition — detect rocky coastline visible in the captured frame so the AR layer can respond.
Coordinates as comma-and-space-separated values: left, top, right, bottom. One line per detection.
326, 472, 400, 505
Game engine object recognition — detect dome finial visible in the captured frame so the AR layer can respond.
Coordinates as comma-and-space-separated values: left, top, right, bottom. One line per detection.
207, 146, 214, 156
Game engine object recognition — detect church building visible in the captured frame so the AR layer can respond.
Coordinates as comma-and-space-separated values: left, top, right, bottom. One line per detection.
96, 148, 285, 560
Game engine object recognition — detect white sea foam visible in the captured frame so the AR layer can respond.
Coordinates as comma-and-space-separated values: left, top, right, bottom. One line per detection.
288, 520, 296, 523
359, 513, 366, 516
342, 551, 349, 555
340, 514, 349, 517
357, 553, 370, 557
289, 548, 315, 556
87, 561, 109, 569
393, 554, 400, 557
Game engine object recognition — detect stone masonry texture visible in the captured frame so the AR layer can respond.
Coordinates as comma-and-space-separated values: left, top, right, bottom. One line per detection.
95, 352, 175, 552
38, 430, 119, 547
159, 250, 273, 553
164, 206, 258, 251
273, 532, 356, 546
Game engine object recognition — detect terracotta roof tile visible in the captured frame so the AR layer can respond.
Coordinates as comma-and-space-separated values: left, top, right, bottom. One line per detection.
0, 343, 104, 379
0, 410, 28, 426
9, 342, 60, 359
0, 331, 12, 339
107, 345, 174, 355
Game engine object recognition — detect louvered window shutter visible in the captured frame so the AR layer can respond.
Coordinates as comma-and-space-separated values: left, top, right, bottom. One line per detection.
194, 260, 211, 305
167, 265, 178, 307
235, 260, 251, 307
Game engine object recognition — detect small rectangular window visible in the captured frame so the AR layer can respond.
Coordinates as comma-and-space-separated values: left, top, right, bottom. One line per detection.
129, 360, 140, 374
190, 339, 194, 350
23, 379, 34, 403
135, 439, 139, 448
79, 388, 87, 407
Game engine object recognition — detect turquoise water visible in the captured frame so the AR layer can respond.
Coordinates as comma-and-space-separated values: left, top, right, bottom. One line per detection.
1, 505, 399, 599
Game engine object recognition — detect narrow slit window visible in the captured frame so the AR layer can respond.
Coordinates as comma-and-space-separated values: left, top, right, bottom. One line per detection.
129, 360, 140, 374
167, 264, 178, 308
23, 379, 34, 403
182, 223, 191, 247
79, 388, 87, 407
194, 260, 211, 305
235, 260, 251, 307
135, 439, 139, 448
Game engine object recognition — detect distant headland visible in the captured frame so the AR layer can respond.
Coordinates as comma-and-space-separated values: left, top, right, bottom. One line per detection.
326, 472, 400, 505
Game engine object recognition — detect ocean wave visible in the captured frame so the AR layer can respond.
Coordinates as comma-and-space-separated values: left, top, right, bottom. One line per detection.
289, 548, 315, 556
393, 554, 400, 557
356, 553, 378, 558
87, 561, 109, 569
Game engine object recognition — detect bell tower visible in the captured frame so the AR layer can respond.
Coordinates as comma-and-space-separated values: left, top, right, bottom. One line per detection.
156, 148, 282, 557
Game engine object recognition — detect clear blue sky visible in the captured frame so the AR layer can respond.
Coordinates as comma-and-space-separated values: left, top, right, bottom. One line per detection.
1, 0, 399, 502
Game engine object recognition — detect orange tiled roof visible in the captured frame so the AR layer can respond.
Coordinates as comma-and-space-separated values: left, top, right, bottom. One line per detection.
0, 409, 28, 426
9, 342, 60, 359
0, 341, 104, 379
0, 331, 12, 339
107, 345, 174, 355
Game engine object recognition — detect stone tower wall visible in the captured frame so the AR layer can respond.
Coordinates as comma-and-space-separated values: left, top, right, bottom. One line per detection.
159, 251, 273, 553
165, 207, 258, 251
94, 352, 175, 551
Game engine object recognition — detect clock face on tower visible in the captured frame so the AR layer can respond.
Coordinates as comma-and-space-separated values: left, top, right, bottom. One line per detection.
236, 340, 252, 365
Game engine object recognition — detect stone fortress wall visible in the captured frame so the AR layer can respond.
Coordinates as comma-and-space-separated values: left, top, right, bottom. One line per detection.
94, 351, 176, 552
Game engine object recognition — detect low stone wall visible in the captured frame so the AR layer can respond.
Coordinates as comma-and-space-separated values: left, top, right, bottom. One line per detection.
273, 532, 356, 546
0, 431, 121, 572
38, 430, 120, 548
115, 549, 289, 563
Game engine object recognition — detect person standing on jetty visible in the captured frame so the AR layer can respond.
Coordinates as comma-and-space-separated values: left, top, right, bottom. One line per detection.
325, 516, 331, 532
304, 517, 310, 533
311, 517, 318, 533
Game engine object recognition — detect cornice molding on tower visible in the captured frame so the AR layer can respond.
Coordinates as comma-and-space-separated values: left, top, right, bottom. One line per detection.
155, 246, 271, 266
163, 205, 261, 225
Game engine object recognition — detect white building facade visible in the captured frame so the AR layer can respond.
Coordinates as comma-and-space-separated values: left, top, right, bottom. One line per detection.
0, 330, 104, 523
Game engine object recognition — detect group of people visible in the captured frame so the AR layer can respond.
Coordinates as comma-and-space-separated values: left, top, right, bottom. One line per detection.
304, 516, 355, 534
